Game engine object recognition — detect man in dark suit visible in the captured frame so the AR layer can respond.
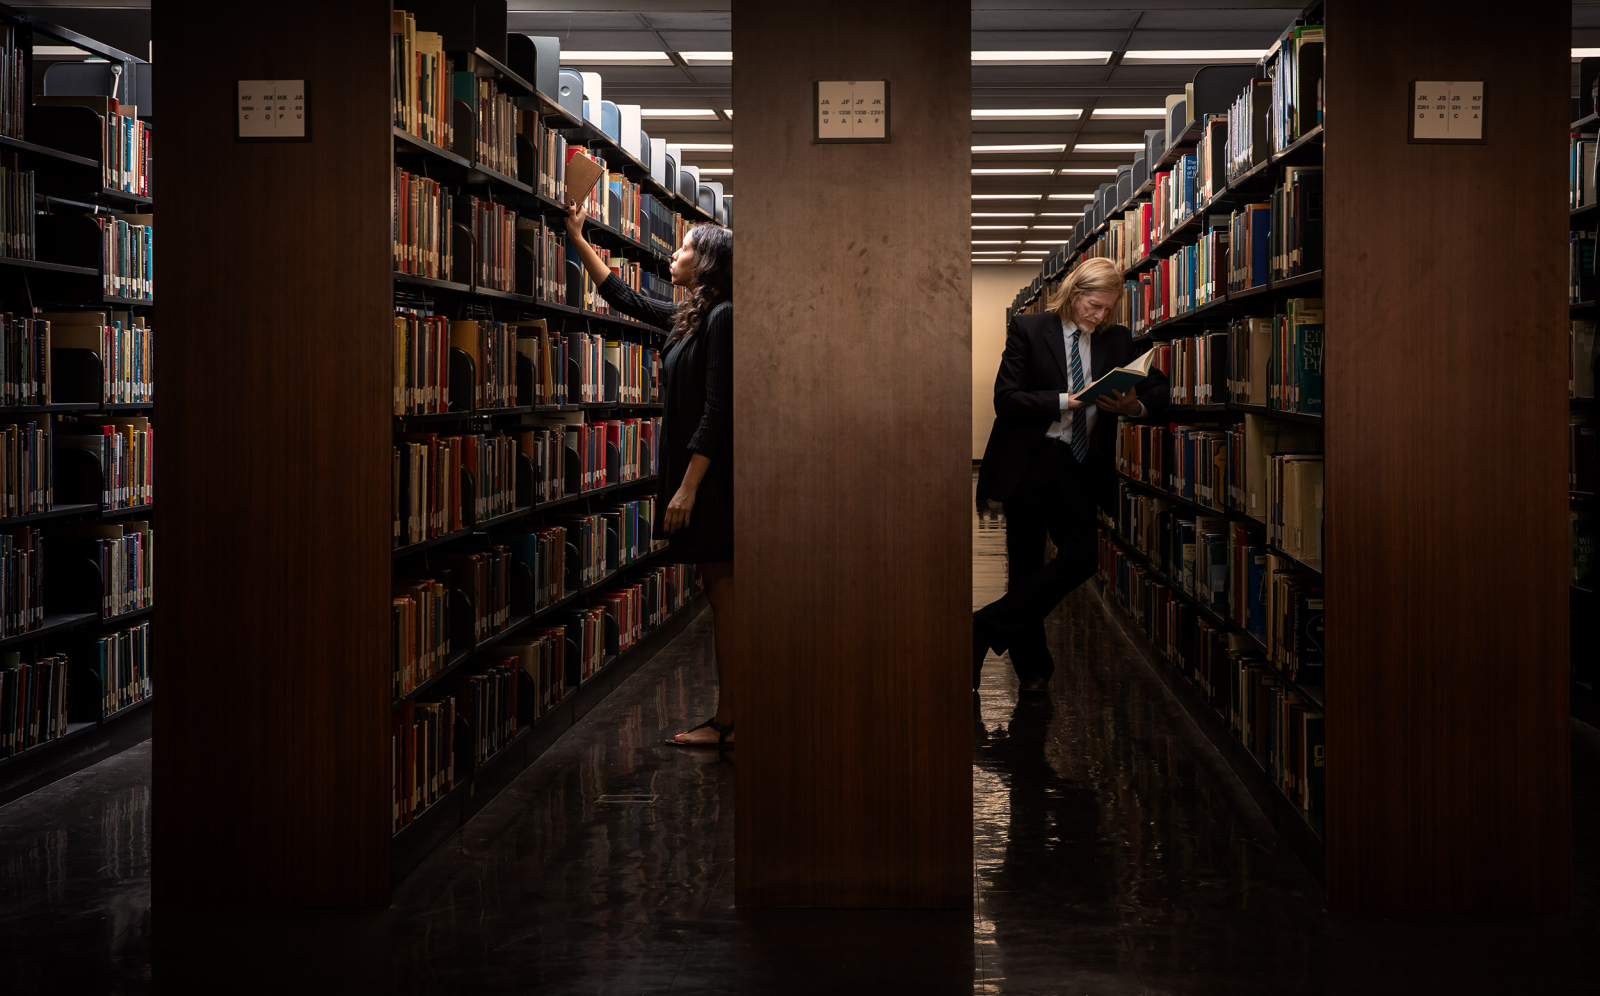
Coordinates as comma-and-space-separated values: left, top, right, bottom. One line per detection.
974, 256, 1169, 694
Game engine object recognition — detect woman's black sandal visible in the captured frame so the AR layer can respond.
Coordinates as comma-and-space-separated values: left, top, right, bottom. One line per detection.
666, 717, 734, 748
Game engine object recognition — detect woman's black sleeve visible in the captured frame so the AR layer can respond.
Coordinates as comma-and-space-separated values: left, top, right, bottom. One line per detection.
597, 273, 677, 329
687, 305, 732, 460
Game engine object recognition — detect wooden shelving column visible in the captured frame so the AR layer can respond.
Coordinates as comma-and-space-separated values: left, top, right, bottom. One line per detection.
161, 0, 712, 906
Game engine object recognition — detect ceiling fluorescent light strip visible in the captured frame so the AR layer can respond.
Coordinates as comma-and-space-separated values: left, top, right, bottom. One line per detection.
560, 50, 673, 65
679, 51, 732, 64
971, 50, 1111, 64
1120, 49, 1266, 64
972, 109, 1082, 119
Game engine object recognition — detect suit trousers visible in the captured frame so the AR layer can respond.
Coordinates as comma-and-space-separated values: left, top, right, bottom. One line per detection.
976, 441, 1101, 681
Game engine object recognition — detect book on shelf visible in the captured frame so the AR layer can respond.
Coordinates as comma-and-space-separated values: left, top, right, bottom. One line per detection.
1267, 455, 1323, 565
98, 214, 153, 300
392, 696, 455, 832
1237, 414, 1321, 521
69, 619, 151, 721
392, 11, 452, 147
1574, 319, 1596, 399
437, 662, 517, 767
393, 574, 449, 699
0, 526, 43, 637
1574, 509, 1595, 587
42, 310, 153, 405
0, 313, 50, 406
0, 421, 51, 518
1270, 166, 1322, 280
51, 521, 152, 619
505, 627, 569, 722
1572, 230, 1596, 304
1, 650, 69, 758
0, 154, 36, 260
54, 416, 154, 509
34, 95, 152, 197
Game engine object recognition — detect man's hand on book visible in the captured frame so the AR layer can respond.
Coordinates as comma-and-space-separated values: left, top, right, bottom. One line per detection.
1096, 389, 1142, 416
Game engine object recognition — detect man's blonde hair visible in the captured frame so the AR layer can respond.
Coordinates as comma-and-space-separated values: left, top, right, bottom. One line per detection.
1048, 256, 1124, 330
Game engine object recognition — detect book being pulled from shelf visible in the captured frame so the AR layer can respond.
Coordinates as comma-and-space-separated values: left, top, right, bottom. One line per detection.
69, 618, 150, 721
41, 311, 152, 405
0, 650, 69, 758
98, 214, 152, 300
0, 420, 50, 518
0, 313, 49, 406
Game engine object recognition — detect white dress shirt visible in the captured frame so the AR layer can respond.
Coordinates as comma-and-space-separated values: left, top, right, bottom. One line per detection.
1044, 321, 1145, 447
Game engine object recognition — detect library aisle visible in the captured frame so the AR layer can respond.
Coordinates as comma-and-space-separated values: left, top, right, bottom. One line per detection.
1, 487, 1597, 993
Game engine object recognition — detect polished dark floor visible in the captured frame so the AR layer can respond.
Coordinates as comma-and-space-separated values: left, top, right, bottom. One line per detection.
1, 487, 1597, 994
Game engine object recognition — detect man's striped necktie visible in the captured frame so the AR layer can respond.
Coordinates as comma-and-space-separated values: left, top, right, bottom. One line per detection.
1067, 328, 1089, 463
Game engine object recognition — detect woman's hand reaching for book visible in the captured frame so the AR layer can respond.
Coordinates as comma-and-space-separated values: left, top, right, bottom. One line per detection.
564, 200, 587, 240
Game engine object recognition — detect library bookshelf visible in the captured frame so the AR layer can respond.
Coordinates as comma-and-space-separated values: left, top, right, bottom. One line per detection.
1003, 0, 1571, 912
163, 2, 715, 904
0, 7, 154, 807
1568, 59, 1598, 730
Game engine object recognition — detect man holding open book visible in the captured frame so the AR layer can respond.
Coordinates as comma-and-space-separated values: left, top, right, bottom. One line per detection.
973, 256, 1169, 695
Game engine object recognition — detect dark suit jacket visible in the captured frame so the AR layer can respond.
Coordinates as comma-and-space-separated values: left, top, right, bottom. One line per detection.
976, 311, 1169, 508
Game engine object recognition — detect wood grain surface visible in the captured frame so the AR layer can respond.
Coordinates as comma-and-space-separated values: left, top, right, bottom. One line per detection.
154, 0, 393, 905
1324, 0, 1571, 911
730, 0, 974, 908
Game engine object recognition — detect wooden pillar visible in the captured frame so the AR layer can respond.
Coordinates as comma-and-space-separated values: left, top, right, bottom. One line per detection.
731, 0, 973, 907
1324, 0, 1571, 910
155, 0, 393, 905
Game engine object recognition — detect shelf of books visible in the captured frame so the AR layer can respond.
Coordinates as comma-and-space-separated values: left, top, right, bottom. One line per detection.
384, 11, 720, 878
0, 8, 154, 807
1004, 10, 1329, 876
1569, 58, 1598, 730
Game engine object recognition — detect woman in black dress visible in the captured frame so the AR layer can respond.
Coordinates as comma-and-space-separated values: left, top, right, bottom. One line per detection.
564, 201, 735, 747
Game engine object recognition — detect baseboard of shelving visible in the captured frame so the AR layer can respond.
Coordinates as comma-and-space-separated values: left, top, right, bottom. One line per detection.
391, 596, 710, 885
1089, 580, 1327, 886
0, 698, 153, 808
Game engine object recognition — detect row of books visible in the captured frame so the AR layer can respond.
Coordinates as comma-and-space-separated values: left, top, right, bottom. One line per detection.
1267, 454, 1324, 566
1576, 510, 1595, 587
1264, 24, 1325, 153
1151, 333, 1227, 405
525, 217, 567, 305
393, 431, 519, 547
458, 75, 517, 177
73, 619, 150, 720
1116, 413, 1322, 529
1125, 226, 1226, 329
393, 168, 454, 280
0, 421, 50, 518
463, 194, 516, 292
1572, 415, 1595, 493
1263, 551, 1325, 683
391, 11, 453, 148
63, 521, 152, 619
0, 526, 42, 638
1573, 231, 1595, 304
52, 311, 153, 406
1576, 320, 1596, 398
392, 560, 698, 833
98, 215, 153, 300
525, 113, 567, 201
57, 417, 152, 510
1269, 167, 1323, 280
521, 322, 662, 406
0, 157, 34, 259
0, 651, 69, 759
392, 575, 447, 699
1572, 131, 1597, 210
491, 497, 663, 607
0, 314, 48, 406
1098, 532, 1325, 813
1227, 303, 1325, 414
0, 27, 22, 142
535, 415, 661, 495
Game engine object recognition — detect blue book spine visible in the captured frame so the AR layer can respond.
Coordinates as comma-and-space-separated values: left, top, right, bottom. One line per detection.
1299, 322, 1324, 415
1250, 206, 1272, 287
1183, 155, 1198, 215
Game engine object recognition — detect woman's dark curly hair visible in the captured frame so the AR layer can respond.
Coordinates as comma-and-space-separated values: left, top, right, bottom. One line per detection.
672, 223, 732, 341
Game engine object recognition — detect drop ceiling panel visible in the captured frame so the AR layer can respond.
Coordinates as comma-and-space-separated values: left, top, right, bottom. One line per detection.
971, 11, 1141, 30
